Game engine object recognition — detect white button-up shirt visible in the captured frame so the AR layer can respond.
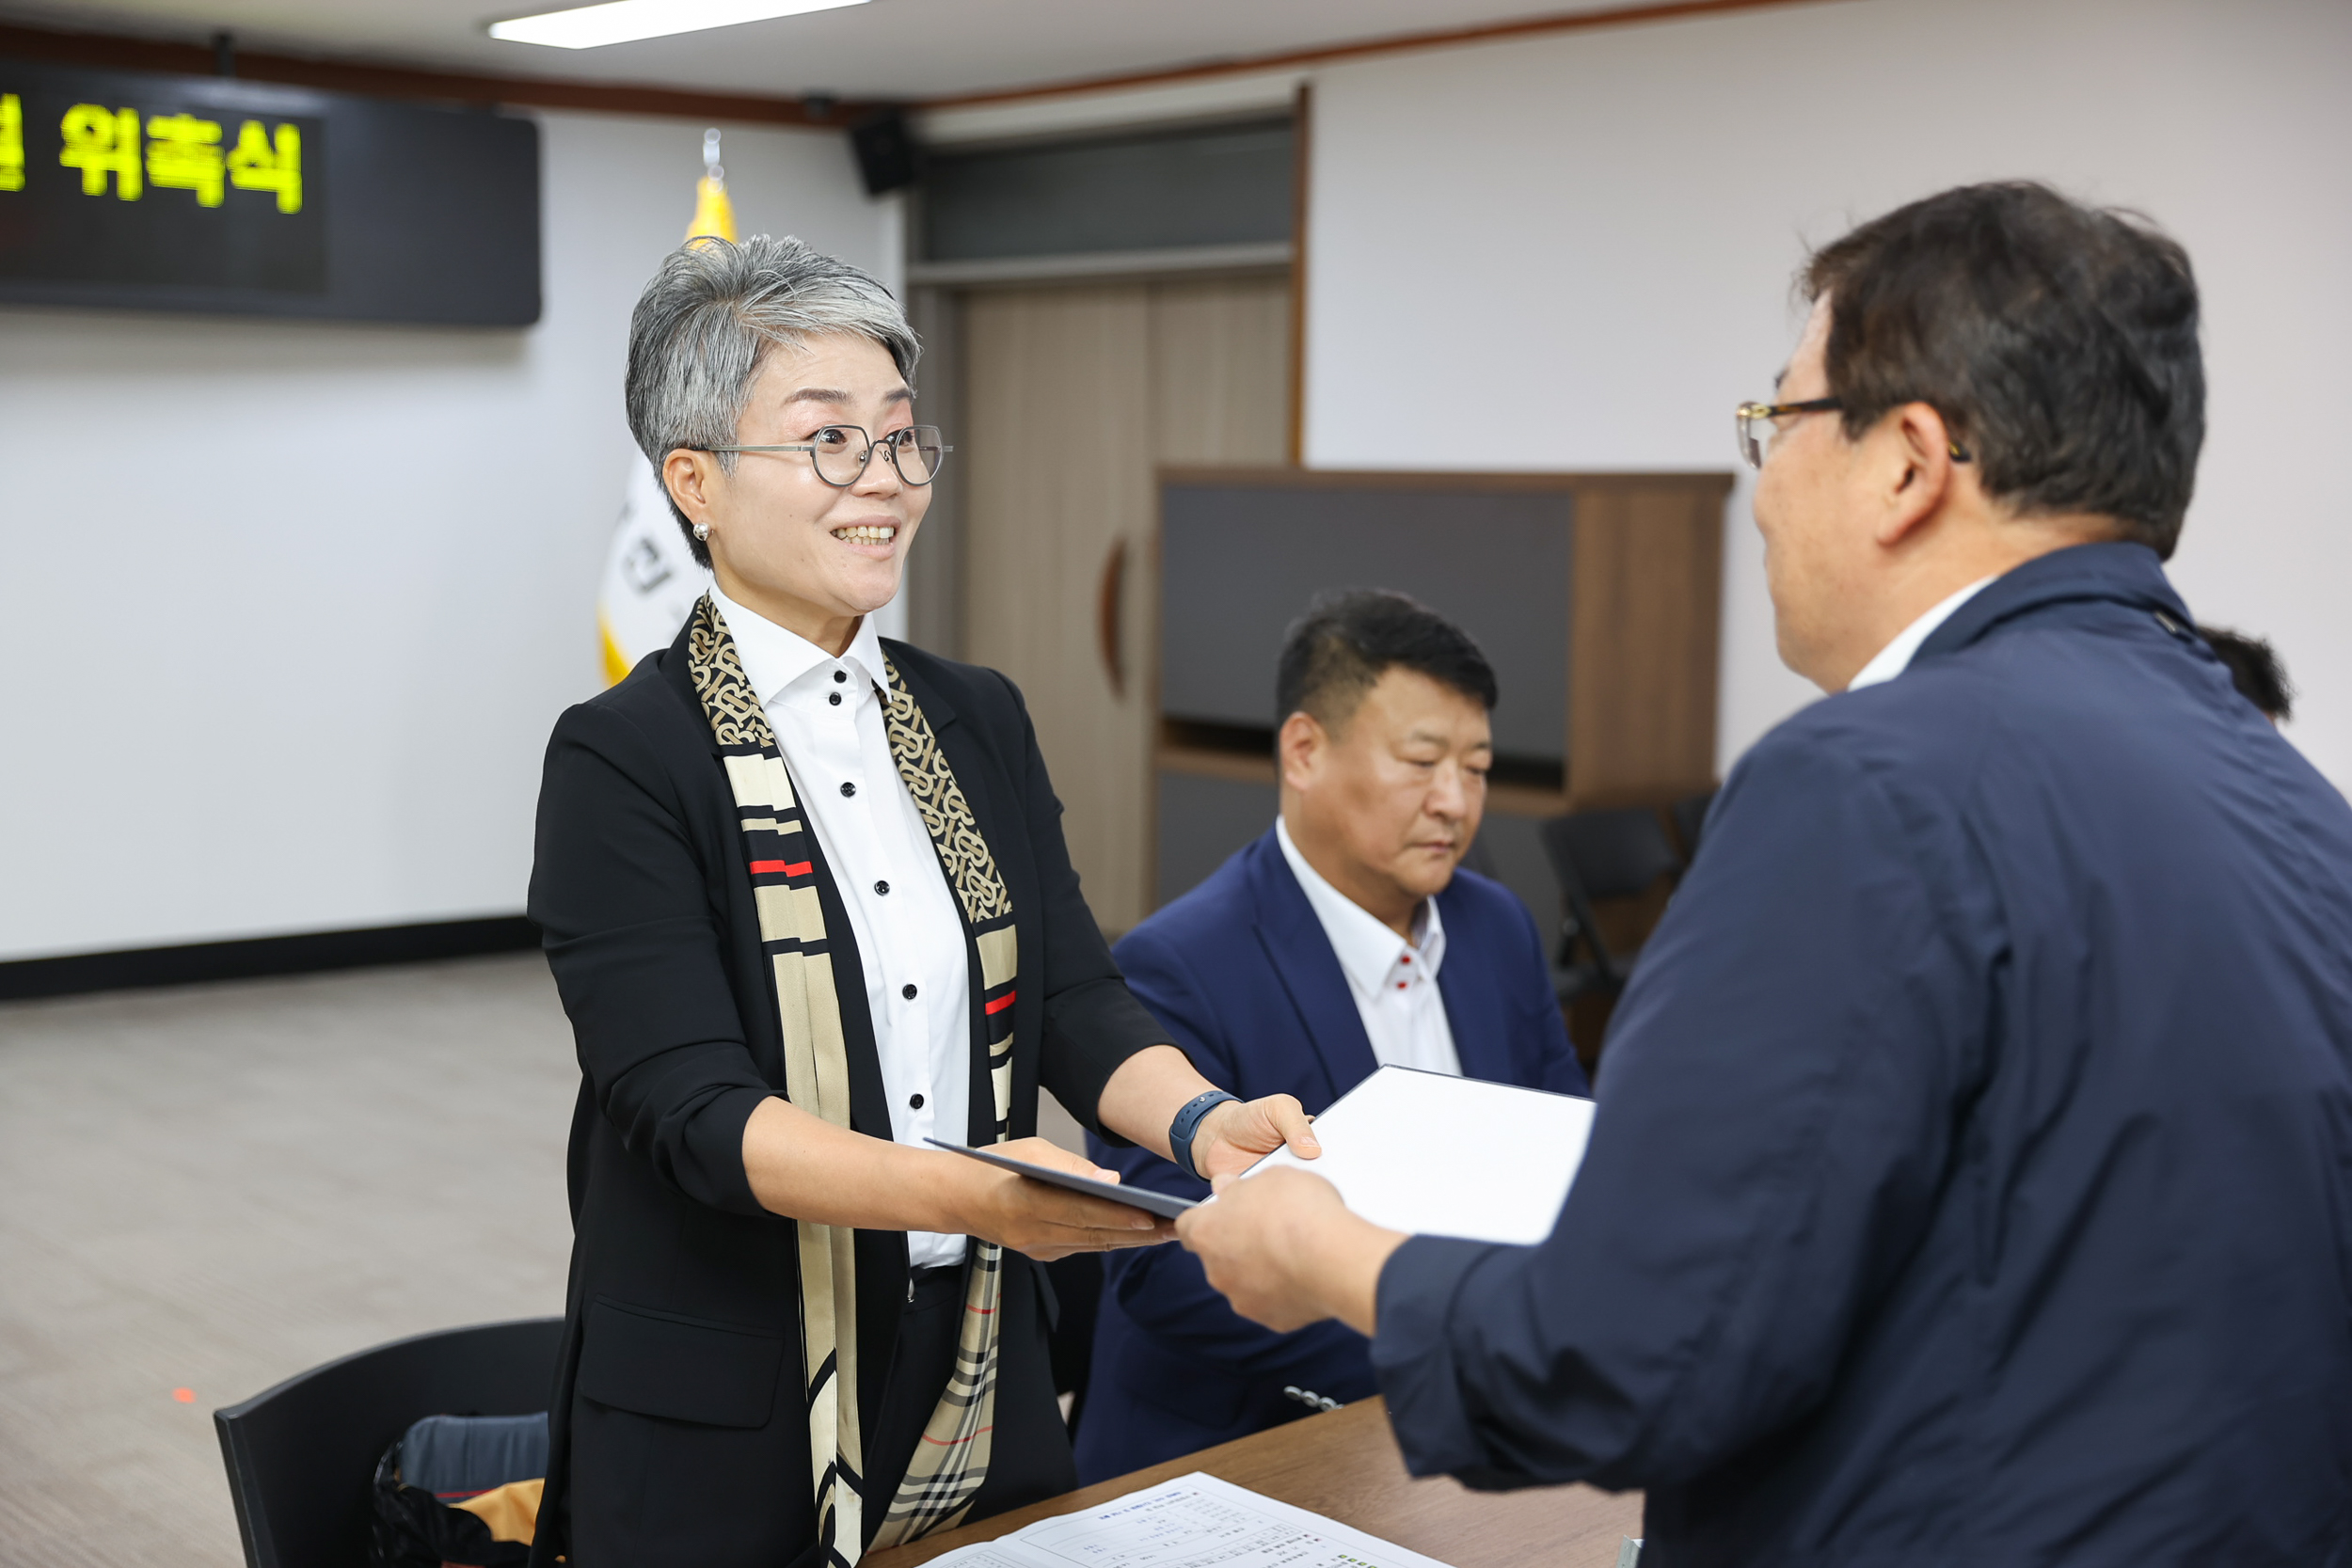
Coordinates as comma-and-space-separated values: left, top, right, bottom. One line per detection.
1846, 577, 1996, 691
712, 587, 972, 1268
1275, 817, 1463, 1078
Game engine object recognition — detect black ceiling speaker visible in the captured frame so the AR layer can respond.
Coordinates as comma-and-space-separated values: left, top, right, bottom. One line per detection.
850, 110, 919, 198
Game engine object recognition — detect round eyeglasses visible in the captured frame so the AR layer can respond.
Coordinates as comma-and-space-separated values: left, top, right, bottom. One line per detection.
696, 424, 952, 488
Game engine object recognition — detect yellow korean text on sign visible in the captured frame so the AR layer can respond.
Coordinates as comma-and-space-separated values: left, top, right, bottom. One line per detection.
60, 104, 141, 199
227, 119, 301, 214
1, 93, 24, 192
146, 112, 226, 206
42, 103, 302, 214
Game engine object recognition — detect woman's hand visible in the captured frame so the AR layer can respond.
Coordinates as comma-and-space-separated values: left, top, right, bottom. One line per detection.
1191, 1095, 1319, 1179
948, 1136, 1178, 1260
741, 1098, 1168, 1256
1095, 1044, 1322, 1175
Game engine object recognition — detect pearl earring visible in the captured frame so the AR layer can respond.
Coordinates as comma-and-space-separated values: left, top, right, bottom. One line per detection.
693, 522, 709, 541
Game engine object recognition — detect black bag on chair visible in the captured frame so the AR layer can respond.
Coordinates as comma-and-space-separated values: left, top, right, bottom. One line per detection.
369, 1412, 548, 1568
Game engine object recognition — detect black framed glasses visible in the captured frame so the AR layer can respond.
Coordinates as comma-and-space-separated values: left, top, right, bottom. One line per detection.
698, 423, 952, 487
1735, 398, 1841, 468
1735, 398, 1973, 469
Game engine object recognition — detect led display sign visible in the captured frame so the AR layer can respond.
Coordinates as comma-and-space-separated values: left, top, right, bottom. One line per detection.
0, 58, 539, 325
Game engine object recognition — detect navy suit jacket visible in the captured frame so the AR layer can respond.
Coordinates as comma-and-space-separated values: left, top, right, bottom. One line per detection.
1073, 830, 1587, 1481
1375, 545, 2352, 1565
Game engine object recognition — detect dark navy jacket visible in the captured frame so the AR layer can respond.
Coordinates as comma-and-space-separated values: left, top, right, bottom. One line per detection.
1074, 830, 1588, 1481
1374, 544, 2352, 1566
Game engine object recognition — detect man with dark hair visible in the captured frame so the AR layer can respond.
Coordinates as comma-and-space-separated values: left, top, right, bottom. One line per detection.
2201, 626, 2295, 722
1071, 589, 1586, 1481
1179, 183, 2352, 1564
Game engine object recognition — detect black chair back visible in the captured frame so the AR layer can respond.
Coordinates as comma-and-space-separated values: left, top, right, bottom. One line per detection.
1542, 808, 1683, 903
214, 1316, 564, 1568
1672, 788, 1718, 861
1539, 808, 1685, 993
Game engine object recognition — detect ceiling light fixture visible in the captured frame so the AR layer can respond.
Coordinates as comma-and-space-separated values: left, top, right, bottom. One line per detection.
489, 0, 867, 50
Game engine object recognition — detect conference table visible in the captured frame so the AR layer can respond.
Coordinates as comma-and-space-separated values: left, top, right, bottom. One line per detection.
865, 1397, 1645, 1568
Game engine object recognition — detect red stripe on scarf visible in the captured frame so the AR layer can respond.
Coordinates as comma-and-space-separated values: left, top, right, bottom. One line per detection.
919, 1424, 998, 1447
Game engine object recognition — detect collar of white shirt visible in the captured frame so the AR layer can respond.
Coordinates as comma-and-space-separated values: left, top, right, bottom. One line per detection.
1844, 575, 1996, 692
1274, 817, 1447, 999
708, 585, 889, 706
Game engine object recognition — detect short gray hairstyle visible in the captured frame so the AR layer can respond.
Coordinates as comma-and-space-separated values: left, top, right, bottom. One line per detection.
625, 233, 920, 565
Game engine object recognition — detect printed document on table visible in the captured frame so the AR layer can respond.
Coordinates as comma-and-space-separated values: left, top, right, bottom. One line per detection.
925, 1472, 1454, 1568
1238, 1065, 1594, 1246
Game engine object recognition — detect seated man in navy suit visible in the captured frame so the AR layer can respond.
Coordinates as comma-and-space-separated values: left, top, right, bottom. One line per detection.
1073, 589, 1588, 1481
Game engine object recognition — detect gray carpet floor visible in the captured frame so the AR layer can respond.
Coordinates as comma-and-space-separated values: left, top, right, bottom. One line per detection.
0, 954, 578, 1568
0, 951, 1094, 1567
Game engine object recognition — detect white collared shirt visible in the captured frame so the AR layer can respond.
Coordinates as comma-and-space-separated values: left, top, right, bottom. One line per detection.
710, 586, 971, 1268
1274, 817, 1463, 1078
1846, 577, 1997, 691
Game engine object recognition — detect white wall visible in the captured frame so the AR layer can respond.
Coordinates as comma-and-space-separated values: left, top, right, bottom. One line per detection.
1303, 0, 2352, 788
0, 110, 891, 961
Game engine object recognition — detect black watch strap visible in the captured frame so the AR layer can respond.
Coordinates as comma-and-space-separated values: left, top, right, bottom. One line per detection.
1168, 1089, 1241, 1181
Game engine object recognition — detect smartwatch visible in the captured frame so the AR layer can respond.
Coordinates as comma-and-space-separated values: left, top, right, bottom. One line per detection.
1168, 1090, 1240, 1181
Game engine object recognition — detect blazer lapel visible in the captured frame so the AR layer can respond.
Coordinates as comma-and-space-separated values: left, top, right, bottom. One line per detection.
1248, 834, 1380, 1108
1432, 882, 1510, 1083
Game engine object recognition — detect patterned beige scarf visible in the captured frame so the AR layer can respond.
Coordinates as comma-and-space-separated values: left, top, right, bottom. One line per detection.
688, 595, 1018, 1565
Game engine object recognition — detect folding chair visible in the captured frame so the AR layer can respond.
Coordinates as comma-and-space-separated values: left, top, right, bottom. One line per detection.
1538, 808, 1684, 1004
1671, 787, 1719, 861
214, 1317, 564, 1568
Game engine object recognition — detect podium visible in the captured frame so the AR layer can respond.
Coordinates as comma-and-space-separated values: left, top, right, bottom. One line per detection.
865, 1397, 1644, 1568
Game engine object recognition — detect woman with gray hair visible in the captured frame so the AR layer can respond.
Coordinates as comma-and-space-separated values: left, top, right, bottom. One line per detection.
526, 235, 1316, 1568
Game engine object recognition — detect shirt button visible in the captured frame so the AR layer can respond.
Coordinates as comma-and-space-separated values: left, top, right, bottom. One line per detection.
840, 782, 856, 798
902, 983, 918, 1000
910, 1092, 926, 1110
834, 670, 848, 683
828, 691, 842, 706
874, 879, 891, 895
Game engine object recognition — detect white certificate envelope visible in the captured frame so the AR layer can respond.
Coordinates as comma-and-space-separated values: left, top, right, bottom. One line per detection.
1237, 1065, 1595, 1245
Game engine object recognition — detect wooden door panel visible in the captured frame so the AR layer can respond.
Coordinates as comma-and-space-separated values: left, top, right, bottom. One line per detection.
1151, 276, 1292, 467
961, 285, 1154, 930
961, 276, 1292, 935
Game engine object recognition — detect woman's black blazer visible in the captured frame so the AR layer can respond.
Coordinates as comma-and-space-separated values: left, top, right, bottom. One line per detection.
524, 618, 1168, 1566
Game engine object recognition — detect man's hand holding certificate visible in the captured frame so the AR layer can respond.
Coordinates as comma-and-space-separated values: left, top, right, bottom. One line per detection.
1180, 1067, 1597, 1334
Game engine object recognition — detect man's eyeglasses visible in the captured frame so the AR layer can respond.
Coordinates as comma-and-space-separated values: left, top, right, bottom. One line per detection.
696, 424, 952, 488
1735, 398, 1974, 470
